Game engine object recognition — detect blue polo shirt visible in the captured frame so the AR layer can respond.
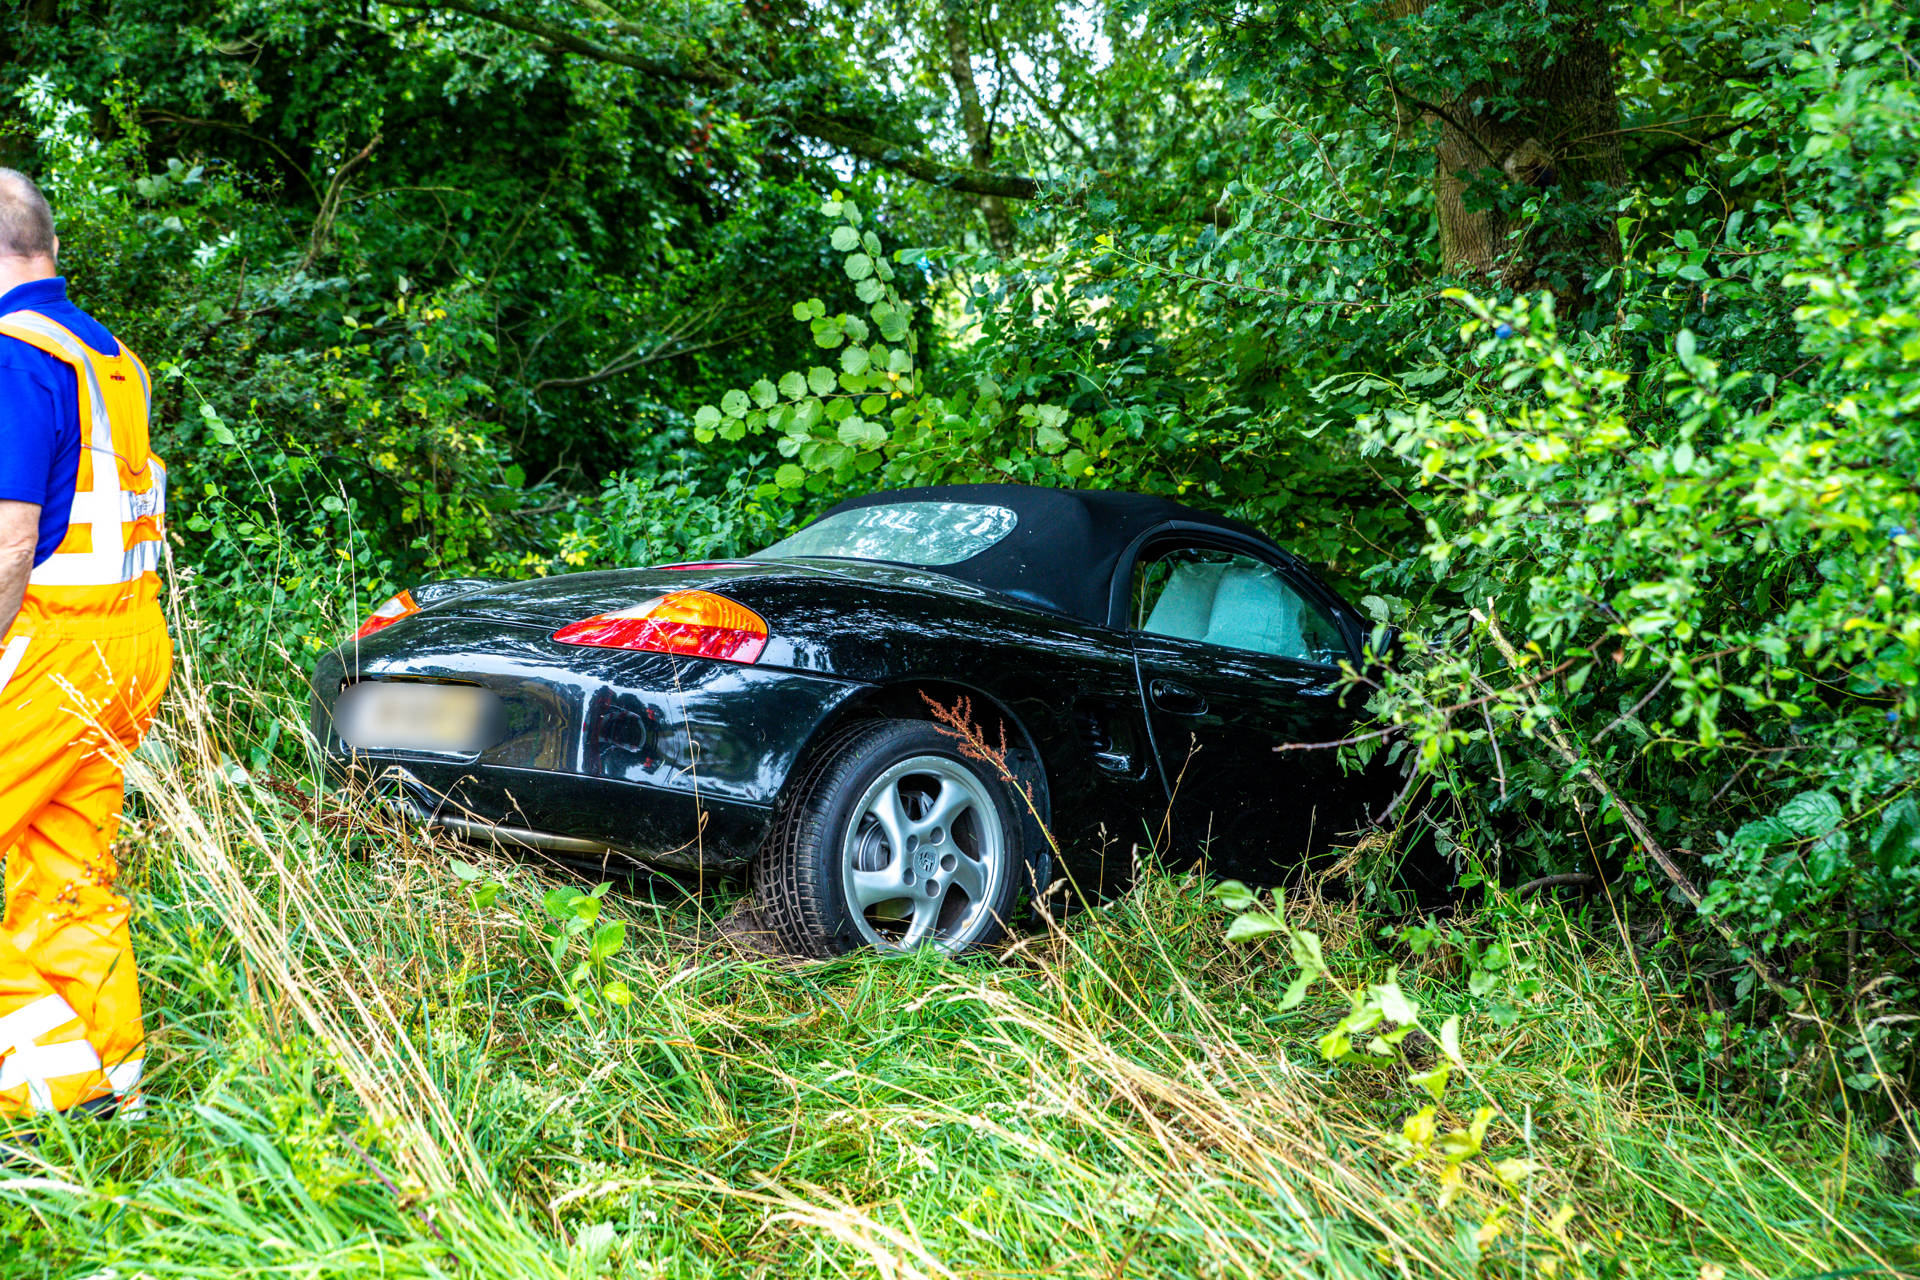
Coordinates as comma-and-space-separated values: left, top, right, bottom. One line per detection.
0, 277, 119, 567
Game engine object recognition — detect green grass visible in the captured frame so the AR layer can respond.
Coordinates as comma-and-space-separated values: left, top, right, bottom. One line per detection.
1, 662, 1914, 1279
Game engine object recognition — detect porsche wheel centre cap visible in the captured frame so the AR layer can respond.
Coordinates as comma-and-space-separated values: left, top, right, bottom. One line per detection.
914, 846, 938, 877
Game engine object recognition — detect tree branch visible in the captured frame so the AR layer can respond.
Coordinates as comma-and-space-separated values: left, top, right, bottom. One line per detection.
1471, 603, 1802, 1007
299, 133, 382, 272
788, 112, 1041, 199
379, 0, 1043, 200
530, 334, 733, 393
381, 0, 728, 84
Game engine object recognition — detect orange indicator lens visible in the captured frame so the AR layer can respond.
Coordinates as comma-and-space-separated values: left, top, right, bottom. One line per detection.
353, 589, 420, 639
552, 590, 768, 663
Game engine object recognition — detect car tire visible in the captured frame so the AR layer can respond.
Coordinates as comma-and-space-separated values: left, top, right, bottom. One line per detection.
755, 718, 1029, 958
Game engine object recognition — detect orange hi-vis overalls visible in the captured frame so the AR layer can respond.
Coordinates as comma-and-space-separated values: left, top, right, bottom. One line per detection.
0, 308, 171, 1119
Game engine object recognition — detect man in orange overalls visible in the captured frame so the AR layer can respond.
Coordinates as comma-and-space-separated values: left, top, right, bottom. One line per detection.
0, 167, 170, 1132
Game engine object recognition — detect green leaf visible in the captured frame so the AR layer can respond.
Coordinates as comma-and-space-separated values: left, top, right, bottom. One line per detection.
589, 921, 627, 963
1777, 790, 1842, 836
1439, 1015, 1462, 1064
721, 388, 751, 419
1036, 422, 1068, 454
1374, 978, 1417, 1025
1224, 911, 1286, 942
1869, 797, 1920, 860
873, 302, 910, 340
807, 366, 837, 396
855, 277, 885, 304
844, 253, 874, 281
830, 226, 861, 252
1409, 1063, 1450, 1101
1278, 968, 1315, 1010
775, 463, 806, 489
840, 345, 871, 376
779, 371, 808, 400
1290, 929, 1325, 977
1211, 880, 1256, 910
750, 378, 778, 409
1491, 1158, 1541, 1188
837, 417, 887, 448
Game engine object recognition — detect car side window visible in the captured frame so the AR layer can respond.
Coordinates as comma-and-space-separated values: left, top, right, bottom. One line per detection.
1131, 547, 1348, 666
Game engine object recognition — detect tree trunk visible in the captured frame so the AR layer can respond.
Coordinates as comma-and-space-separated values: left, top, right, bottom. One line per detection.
941, 0, 1016, 255
1418, 1, 1623, 305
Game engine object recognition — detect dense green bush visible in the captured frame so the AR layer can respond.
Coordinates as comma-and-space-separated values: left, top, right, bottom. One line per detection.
1342, 12, 1920, 1094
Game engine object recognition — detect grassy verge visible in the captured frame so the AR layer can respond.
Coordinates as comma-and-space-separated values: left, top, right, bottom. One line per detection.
0, 633, 1914, 1279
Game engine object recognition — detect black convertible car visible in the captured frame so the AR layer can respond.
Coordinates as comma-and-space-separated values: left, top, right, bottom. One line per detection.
311, 484, 1386, 956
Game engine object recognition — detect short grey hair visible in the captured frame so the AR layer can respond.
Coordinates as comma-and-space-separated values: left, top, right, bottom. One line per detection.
0, 168, 56, 260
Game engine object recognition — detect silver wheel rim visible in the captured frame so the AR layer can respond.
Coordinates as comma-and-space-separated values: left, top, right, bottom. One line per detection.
840, 754, 1007, 952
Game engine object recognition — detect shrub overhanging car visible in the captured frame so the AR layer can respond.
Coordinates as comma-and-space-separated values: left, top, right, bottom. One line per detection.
311, 484, 1389, 956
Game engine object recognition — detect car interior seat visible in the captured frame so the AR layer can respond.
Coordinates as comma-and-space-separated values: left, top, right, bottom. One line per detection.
1142, 561, 1226, 641
1205, 564, 1308, 658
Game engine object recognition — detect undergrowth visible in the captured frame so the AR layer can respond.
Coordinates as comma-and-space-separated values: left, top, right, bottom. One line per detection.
0, 588, 1913, 1278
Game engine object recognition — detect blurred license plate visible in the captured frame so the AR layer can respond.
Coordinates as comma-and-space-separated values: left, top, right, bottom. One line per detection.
334, 682, 502, 754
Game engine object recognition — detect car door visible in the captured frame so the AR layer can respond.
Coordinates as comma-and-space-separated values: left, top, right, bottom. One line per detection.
1126, 542, 1364, 882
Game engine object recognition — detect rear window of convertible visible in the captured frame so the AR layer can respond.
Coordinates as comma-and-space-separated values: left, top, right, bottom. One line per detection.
754, 501, 1018, 567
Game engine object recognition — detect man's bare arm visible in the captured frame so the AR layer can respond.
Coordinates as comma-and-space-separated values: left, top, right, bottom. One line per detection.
0, 499, 40, 641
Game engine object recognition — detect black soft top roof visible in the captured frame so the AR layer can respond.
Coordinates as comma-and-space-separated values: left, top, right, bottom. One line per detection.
806, 483, 1281, 626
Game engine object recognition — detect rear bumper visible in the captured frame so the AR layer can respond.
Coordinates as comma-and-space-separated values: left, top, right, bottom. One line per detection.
364, 758, 772, 871
309, 620, 868, 868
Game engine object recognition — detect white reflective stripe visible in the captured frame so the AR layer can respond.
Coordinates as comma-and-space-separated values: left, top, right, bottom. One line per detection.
0, 994, 80, 1054
0, 311, 116, 465
131, 459, 165, 521
0, 1038, 104, 1112
107, 1058, 143, 1096
0, 635, 26, 700
64, 490, 122, 522
28, 545, 162, 587
3, 312, 164, 588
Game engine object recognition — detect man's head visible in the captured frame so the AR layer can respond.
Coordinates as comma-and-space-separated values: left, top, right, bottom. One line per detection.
0, 168, 57, 281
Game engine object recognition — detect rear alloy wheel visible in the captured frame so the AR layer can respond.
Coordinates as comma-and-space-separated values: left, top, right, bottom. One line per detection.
755, 720, 1027, 957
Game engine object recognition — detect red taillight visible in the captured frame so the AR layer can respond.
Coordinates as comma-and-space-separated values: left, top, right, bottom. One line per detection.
552, 590, 767, 663
353, 589, 420, 639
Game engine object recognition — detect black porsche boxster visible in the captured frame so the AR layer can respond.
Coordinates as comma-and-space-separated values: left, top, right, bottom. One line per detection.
311, 484, 1385, 956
